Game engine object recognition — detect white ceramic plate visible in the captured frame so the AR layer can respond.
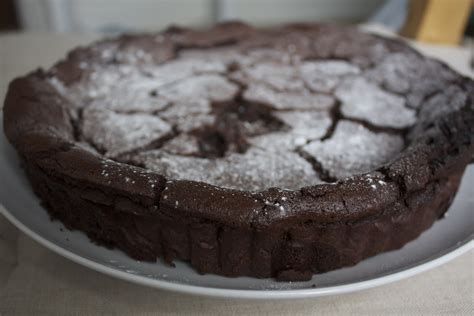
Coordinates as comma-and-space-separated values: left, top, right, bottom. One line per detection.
0, 126, 472, 299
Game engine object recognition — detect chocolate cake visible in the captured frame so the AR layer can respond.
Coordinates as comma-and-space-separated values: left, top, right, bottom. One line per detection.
3, 22, 473, 281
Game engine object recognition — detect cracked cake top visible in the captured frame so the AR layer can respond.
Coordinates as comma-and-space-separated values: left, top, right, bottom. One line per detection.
4, 22, 473, 225
44, 23, 456, 192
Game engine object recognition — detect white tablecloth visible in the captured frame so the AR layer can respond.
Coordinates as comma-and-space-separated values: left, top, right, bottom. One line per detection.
0, 30, 473, 315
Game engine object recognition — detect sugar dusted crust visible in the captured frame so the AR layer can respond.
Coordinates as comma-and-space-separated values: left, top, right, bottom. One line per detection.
3, 22, 474, 281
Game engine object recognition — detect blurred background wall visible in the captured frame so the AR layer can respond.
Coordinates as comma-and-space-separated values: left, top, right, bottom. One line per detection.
10, 0, 385, 34
1, 0, 472, 45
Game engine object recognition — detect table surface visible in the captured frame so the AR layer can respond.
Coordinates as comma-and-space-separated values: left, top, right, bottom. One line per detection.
0, 28, 473, 315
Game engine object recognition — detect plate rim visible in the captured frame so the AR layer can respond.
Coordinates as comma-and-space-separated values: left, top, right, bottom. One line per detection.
1, 203, 472, 300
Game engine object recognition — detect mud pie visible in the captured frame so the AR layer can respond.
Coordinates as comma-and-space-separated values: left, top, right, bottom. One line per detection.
3, 23, 474, 281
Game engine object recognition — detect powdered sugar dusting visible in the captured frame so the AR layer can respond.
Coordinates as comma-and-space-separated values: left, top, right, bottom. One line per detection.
46, 30, 424, 191
275, 111, 332, 139
131, 148, 322, 191
249, 110, 332, 151
336, 77, 416, 128
365, 52, 458, 108
157, 74, 239, 103
244, 84, 335, 111
161, 134, 200, 155
81, 109, 172, 158
302, 120, 404, 179
300, 60, 361, 93
236, 62, 306, 92
147, 58, 227, 83
159, 100, 214, 132
88, 85, 169, 113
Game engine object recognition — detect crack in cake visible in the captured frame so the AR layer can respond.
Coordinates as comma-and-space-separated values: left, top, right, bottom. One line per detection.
3, 22, 473, 281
